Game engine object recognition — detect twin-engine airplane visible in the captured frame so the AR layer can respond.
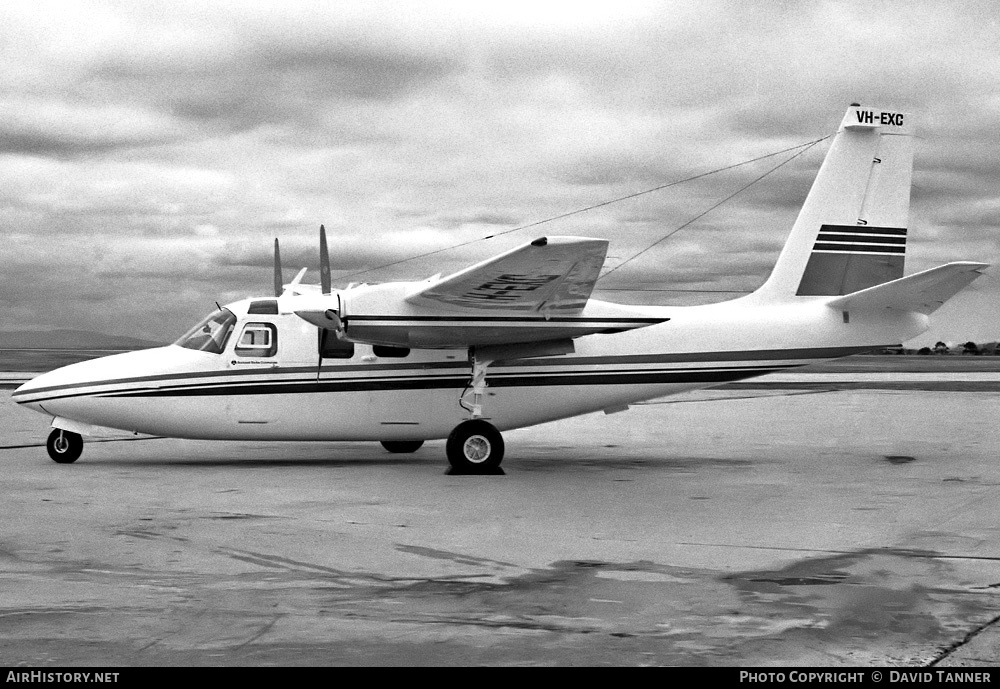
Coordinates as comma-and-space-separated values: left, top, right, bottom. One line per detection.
13, 105, 988, 472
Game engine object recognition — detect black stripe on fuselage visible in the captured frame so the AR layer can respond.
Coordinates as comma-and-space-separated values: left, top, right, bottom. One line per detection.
98, 365, 792, 398
24, 364, 799, 402
12, 345, 876, 400
343, 315, 667, 323
12, 346, 879, 404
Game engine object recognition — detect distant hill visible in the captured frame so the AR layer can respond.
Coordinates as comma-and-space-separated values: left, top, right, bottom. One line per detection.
0, 329, 164, 350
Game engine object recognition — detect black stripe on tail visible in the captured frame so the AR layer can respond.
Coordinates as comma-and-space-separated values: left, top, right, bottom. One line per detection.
796, 224, 906, 296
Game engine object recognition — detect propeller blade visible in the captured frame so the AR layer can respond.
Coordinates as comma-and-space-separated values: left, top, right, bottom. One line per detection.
319, 224, 331, 295
273, 238, 283, 297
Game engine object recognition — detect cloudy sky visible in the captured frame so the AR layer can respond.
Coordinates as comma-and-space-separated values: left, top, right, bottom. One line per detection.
2, 0, 997, 346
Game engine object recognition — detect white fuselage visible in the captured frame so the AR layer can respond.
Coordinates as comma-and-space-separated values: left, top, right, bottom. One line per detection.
12, 295, 926, 442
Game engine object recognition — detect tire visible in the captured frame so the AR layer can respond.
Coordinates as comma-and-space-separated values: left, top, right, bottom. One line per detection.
47, 429, 83, 464
380, 440, 424, 454
446, 420, 504, 473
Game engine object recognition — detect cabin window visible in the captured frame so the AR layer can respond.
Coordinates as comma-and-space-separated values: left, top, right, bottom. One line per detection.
319, 329, 355, 359
372, 345, 410, 358
174, 309, 237, 355
235, 322, 277, 357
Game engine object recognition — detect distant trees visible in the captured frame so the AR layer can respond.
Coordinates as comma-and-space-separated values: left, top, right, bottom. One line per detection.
876, 341, 999, 355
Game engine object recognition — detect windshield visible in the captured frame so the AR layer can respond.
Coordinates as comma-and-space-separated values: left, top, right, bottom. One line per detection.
173, 309, 237, 354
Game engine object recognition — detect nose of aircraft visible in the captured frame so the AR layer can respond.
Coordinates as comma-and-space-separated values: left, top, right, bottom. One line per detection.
12, 367, 68, 412
12, 345, 227, 442
11, 346, 178, 414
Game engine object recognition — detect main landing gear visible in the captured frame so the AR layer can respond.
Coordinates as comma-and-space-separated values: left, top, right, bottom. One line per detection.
47, 429, 83, 464
448, 349, 506, 473
446, 419, 504, 473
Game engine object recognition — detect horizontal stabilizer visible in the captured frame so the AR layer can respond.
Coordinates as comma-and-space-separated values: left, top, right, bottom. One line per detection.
826, 262, 988, 314
281, 268, 311, 296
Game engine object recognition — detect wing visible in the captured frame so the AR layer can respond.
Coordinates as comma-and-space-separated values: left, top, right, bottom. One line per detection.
405, 236, 608, 314
293, 236, 669, 348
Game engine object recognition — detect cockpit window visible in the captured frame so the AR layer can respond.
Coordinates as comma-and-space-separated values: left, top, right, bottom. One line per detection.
174, 309, 237, 354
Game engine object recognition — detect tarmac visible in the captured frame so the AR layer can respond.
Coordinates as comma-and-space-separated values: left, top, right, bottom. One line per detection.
1, 373, 999, 666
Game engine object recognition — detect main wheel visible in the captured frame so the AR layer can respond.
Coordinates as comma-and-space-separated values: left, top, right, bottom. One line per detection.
446, 420, 504, 473
380, 440, 424, 454
46, 429, 83, 464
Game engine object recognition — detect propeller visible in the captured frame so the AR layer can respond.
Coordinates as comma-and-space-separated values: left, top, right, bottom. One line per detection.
273, 238, 283, 297
319, 224, 331, 295
290, 224, 344, 332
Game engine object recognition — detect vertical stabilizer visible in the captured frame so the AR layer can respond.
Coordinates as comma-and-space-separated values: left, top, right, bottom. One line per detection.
754, 105, 914, 301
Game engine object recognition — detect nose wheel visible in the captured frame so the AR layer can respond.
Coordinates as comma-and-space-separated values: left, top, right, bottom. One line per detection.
446, 420, 504, 473
46, 429, 83, 464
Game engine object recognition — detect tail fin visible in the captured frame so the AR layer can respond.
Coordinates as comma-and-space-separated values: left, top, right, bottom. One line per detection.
754, 105, 914, 301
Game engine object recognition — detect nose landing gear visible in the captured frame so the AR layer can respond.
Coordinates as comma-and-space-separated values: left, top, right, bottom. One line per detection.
46, 429, 83, 464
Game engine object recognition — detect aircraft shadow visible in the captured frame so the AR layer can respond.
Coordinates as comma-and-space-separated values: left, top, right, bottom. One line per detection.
83, 455, 433, 469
